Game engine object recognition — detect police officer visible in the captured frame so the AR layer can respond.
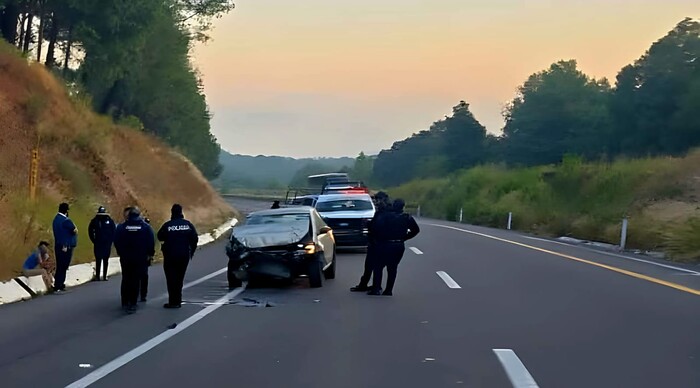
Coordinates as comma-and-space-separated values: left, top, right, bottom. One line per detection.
350, 191, 391, 292
52, 202, 78, 293
114, 207, 155, 314
120, 207, 149, 301
88, 206, 116, 281
368, 199, 420, 296
157, 204, 198, 309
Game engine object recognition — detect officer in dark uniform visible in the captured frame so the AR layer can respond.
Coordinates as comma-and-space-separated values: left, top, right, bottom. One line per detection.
114, 207, 155, 313
52, 202, 78, 292
368, 199, 420, 296
157, 204, 199, 309
88, 206, 116, 281
350, 191, 391, 292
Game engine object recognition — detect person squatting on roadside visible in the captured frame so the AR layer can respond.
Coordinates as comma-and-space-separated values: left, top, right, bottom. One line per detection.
157, 204, 198, 309
114, 207, 155, 314
350, 191, 392, 292
368, 199, 420, 296
22, 241, 54, 290
52, 202, 77, 293
88, 206, 116, 281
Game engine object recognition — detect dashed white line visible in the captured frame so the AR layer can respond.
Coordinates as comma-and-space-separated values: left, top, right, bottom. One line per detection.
66, 284, 246, 388
436, 271, 461, 289
409, 247, 424, 255
493, 349, 539, 388
427, 223, 700, 296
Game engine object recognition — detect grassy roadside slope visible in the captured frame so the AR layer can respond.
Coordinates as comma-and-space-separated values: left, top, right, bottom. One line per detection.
390, 154, 700, 262
0, 42, 236, 280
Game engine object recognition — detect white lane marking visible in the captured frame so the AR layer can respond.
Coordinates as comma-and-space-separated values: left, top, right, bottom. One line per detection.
522, 236, 700, 275
493, 349, 539, 388
151, 267, 228, 302
66, 285, 246, 388
522, 236, 573, 247
427, 224, 700, 298
409, 247, 424, 255
436, 271, 461, 289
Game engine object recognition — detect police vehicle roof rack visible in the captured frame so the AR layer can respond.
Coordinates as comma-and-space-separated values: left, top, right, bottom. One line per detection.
284, 187, 319, 206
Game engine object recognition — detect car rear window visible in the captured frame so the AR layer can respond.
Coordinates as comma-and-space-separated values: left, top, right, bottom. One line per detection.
316, 200, 373, 212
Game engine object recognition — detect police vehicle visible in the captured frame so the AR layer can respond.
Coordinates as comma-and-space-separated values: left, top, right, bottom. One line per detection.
314, 192, 375, 248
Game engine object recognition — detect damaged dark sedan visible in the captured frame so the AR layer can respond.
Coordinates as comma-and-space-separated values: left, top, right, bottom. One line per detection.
225, 207, 336, 288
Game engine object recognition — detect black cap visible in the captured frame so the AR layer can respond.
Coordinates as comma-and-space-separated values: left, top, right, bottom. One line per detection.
392, 198, 405, 212
58, 202, 70, 213
97, 206, 106, 214
375, 191, 389, 200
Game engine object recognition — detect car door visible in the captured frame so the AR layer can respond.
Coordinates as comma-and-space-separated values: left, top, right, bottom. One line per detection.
312, 210, 334, 265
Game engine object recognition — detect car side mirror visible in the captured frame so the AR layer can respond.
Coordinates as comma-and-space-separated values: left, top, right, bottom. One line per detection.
319, 226, 332, 235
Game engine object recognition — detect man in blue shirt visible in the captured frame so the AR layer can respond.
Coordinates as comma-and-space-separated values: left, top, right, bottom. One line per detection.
22, 241, 53, 291
52, 202, 78, 292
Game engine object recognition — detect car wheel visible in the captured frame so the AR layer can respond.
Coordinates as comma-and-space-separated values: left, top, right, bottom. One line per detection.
308, 258, 323, 288
323, 251, 336, 280
228, 261, 245, 288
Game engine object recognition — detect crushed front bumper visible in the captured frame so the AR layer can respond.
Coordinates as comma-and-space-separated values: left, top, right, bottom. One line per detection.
228, 249, 312, 280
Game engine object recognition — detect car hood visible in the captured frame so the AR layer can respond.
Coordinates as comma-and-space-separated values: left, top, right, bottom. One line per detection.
318, 210, 375, 219
232, 224, 308, 249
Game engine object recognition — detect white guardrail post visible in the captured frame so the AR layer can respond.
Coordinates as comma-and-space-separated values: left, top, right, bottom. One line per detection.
620, 217, 628, 251
507, 212, 513, 230
459, 208, 463, 223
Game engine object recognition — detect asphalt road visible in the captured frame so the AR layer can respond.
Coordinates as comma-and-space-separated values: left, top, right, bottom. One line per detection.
1, 197, 699, 388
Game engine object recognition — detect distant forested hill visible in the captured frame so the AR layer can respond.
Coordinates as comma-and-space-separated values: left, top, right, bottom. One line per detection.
213, 151, 354, 189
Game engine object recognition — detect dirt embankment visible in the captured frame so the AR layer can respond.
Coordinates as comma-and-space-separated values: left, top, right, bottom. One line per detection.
0, 43, 236, 280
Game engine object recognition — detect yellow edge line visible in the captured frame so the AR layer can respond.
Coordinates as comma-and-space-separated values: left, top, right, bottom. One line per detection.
428, 223, 700, 297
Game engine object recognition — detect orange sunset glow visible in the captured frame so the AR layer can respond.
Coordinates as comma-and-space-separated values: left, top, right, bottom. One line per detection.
193, 0, 700, 157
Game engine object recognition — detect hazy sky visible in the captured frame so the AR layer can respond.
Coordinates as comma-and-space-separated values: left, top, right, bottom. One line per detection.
193, 0, 700, 158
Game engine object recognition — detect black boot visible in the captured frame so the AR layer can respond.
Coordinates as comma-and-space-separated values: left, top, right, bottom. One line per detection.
350, 284, 370, 292
367, 288, 382, 296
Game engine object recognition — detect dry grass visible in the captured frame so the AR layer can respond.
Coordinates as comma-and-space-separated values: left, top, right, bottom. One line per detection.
0, 41, 234, 280
390, 152, 700, 262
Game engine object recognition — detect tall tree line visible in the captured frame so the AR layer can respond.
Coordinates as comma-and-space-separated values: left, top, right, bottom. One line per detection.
0, 0, 234, 178
373, 18, 700, 187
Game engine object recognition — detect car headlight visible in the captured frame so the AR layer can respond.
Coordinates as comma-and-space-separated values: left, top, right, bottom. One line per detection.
297, 243, 316, 254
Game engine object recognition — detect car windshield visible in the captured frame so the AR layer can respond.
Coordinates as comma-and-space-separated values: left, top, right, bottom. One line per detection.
316, 200, 373, 212
246, 213, 310, 228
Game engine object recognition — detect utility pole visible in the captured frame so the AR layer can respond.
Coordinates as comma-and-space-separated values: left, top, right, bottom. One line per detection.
29, 148, 39, 201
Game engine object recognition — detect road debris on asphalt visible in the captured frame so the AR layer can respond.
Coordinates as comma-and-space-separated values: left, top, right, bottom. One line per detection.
230, 297, 275, 307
